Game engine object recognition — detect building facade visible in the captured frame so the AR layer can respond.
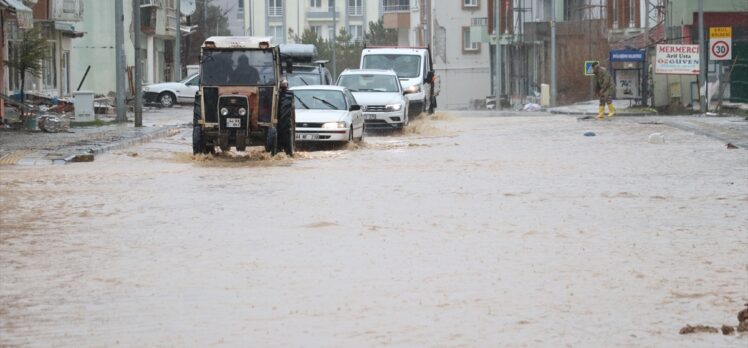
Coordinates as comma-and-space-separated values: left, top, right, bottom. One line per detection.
242, 0, 380, 44
71, 0, 178, 95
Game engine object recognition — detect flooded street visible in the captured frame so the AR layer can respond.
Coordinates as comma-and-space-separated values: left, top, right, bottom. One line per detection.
1, 113, 747, 346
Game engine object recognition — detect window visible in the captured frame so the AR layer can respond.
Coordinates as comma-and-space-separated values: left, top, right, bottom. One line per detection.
348, 0, 362, 15
348, 25, 363, 42
62, 0, 76, 13
328, 26, 335, 41
462, 26, 479, 52
270, 25, 285, 43
42, 41, 57, 90
310, 25, 321, 35
462, 0, 478, 9
310, 0, 322, 8
268, 0, 283, 16
237, 0, 244, 19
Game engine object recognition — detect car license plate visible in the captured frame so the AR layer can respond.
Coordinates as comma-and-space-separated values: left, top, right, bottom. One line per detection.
226, 118, 241, 128
364, 114, 377, 120
296, 133, 320, 140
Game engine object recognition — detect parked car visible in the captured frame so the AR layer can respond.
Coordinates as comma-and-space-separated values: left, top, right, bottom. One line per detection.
336, 69, 409, 130
279, 44, 333, 87
290, 85, 364, 143
143, 73, 199, 107
286, 63, 334, 87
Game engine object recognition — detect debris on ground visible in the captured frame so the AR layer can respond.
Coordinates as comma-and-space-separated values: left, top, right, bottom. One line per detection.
38, 114, 70, 133
523, 103, 542, 112
726, 143, 738, 149
721, 324, 735, 335
680, 304, 748, 336
679, 324, 719, 334
584, 131, 596, 137
738, 304, 748, 332
71, 154, 94, 162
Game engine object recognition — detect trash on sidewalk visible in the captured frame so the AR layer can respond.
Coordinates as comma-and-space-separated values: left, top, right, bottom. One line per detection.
726, 143, 738, 149
38, 114, 70, 133
648, 133, 665, 144
584, 131, 596, 137
523, 103, 542, 112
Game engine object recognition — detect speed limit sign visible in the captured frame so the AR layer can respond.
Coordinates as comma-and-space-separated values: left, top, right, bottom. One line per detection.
710, 40, 731, 60
709, 27, 732, 61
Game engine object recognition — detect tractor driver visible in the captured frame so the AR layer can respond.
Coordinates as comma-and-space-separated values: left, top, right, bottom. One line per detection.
230, 54, 260, 84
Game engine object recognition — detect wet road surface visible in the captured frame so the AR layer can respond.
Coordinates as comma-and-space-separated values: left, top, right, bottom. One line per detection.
1, 113, 747, 346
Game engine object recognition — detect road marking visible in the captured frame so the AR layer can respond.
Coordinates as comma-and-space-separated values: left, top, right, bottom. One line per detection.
0, 150, 33, 165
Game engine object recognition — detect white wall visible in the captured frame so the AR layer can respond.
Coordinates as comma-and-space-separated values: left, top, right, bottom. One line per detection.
431, 1, 490, 109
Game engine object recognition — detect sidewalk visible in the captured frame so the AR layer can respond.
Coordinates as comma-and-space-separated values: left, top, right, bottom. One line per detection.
0, 106, 191, 165
549, 99, 657, 116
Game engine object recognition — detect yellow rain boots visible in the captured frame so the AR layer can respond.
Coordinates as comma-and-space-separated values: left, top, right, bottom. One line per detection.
607, 103, 616, 119
596, 105, 605, 120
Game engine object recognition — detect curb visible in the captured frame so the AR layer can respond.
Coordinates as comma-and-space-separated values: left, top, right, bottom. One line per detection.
549, 110, 658, 116
15, 126, 182, 165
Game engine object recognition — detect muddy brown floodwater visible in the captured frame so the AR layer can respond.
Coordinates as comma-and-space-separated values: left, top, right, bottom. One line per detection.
1, 113, 747, 347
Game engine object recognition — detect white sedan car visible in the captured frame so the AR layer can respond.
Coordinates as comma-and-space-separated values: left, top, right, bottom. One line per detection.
290, 86, 364, 143
142, 73, 199, 107
336, 69, 408, 130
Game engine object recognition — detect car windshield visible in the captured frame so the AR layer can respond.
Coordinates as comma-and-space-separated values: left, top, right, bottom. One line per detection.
338, 74, 399, 93
180, 73, 198, 84
293, 90, 346, 110
362, 54, 421, 78
201, 50, 275, 86
286, 72, 322, 87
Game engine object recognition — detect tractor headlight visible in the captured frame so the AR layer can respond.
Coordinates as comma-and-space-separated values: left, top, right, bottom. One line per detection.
220, 107, 229, 116
238, 107, 247, 116
385, 104, 402, 112
322, 121, 346, 129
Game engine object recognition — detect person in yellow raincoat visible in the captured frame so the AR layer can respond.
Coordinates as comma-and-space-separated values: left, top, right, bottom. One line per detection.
592, 62, 616, 120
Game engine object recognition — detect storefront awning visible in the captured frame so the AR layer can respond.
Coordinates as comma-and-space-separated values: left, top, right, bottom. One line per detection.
0, 0, 33, 29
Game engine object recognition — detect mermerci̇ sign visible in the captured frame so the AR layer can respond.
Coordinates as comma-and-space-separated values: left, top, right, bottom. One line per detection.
654, 44, 700, 75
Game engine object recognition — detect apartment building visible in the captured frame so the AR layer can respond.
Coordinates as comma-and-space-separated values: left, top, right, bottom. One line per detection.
71, 0, 179, 94
2, 0, 84, 99
391, 0, 490, 109
242, 0, 379, 44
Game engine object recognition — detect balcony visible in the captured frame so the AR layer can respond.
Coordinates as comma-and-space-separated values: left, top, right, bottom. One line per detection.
165, 7, 177, 33
306, 7, 339, 21
51, 0, 83, 21
382, 3, 409, 13
268, 6, 283, 17
347, 5, 363, 16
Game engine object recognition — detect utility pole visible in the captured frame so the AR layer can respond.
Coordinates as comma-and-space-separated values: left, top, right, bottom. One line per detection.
494, 0, 502, 106
115, 0, 126, 122
133, 0, 143, 127
698, 0, 706, 113
175, 0, 181, 81
642, 0, 650, 107
331, 0, 337, 79
550, 0, 557, 106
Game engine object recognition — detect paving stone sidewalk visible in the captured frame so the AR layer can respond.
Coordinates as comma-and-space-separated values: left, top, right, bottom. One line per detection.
0, 106, 191, 165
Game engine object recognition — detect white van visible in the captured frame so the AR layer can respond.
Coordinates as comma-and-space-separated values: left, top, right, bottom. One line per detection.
360, 46, 438, 117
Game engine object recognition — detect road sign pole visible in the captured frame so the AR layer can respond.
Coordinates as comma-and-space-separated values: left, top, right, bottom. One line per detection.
698, 0, 706, 113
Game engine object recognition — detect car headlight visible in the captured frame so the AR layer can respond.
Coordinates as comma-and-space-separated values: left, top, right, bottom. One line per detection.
385, 104, 402, 112
322, 121, 346, 129
143, 86, 150, 92
238, 107, 247, 116
220, 107, 229, 116
404, 84, 422, 94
